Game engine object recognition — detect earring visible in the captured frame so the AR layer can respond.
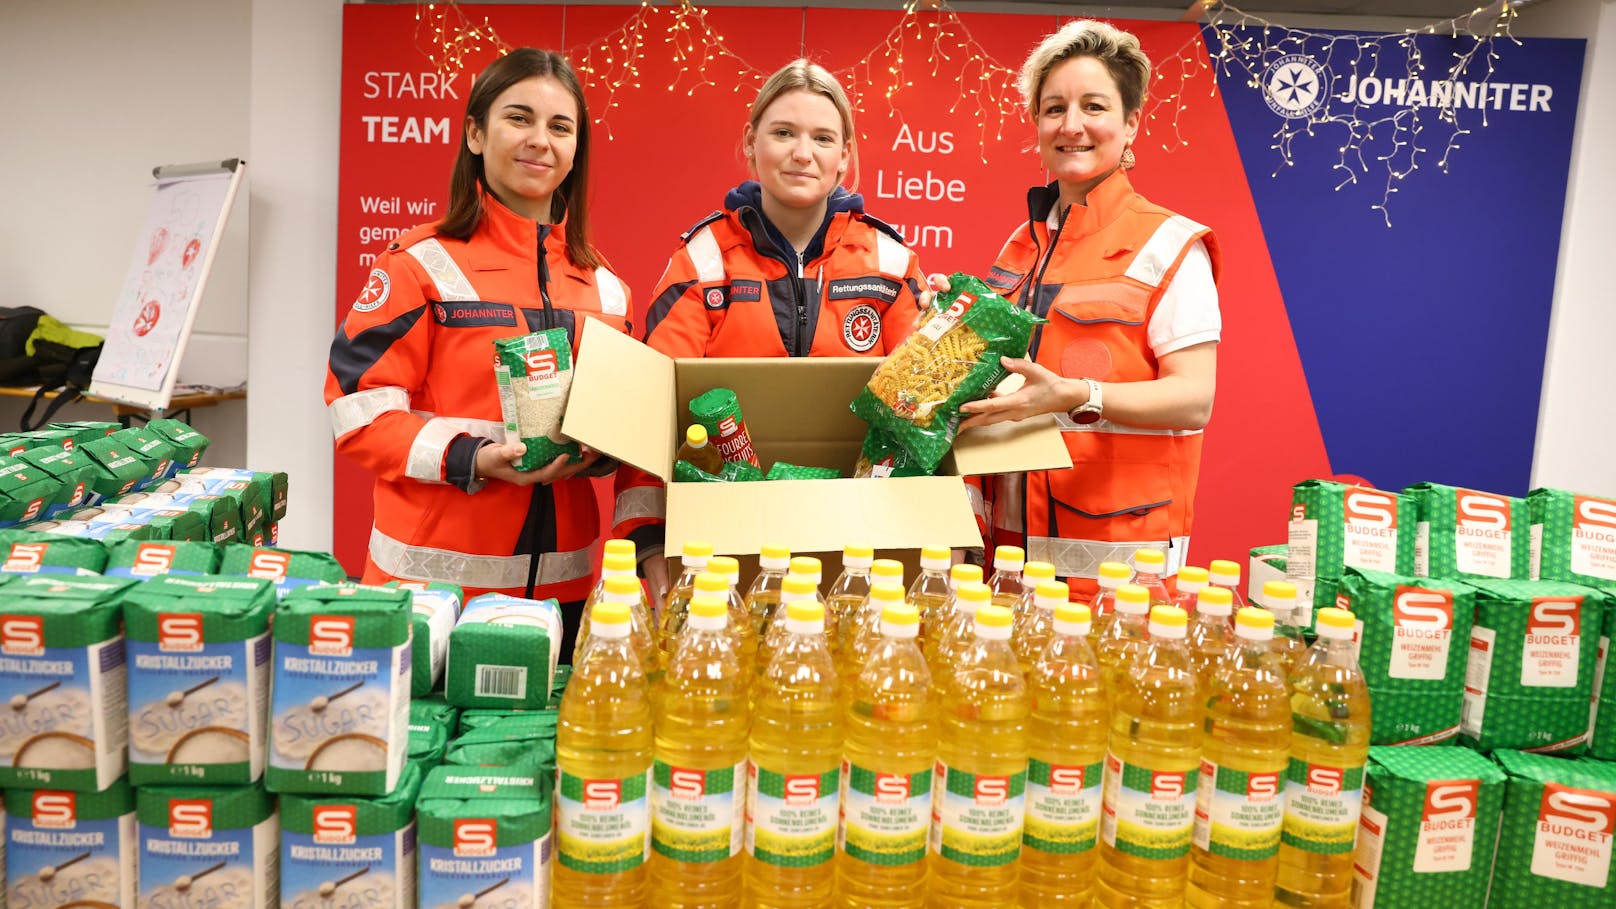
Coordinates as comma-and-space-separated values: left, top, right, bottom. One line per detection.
1120, 145, 1136, 171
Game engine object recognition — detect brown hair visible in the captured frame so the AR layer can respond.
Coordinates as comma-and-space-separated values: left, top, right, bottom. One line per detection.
1019, 20, 1152, 119
438, 48, 599, 269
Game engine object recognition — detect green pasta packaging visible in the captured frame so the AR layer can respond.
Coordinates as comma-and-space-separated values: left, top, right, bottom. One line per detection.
494, 328, 581, 470
850, 273, 1040, 471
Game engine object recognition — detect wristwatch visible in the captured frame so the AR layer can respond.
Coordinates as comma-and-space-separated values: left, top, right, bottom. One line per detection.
1067, 378, 1104, 425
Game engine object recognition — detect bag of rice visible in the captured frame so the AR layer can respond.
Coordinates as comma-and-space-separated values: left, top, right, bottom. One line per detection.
494, 328, 581, 470
849, 273, 1041, 471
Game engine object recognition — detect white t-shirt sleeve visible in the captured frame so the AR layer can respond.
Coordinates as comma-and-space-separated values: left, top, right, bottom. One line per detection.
1147, 239, 1221, 358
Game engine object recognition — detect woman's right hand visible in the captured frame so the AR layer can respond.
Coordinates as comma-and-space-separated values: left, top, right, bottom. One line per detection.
476, 441, 603, 486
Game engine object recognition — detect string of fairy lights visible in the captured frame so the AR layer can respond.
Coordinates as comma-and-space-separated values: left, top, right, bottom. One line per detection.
413, 0, 1534, 224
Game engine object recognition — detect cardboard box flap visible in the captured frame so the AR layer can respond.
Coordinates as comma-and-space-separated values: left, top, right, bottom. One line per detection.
946, 414, 1072, 475
564, 319, 676, 481
665, 476, 980, 556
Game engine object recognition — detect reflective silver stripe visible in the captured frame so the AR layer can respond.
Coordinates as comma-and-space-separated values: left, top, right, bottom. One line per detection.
874, 230, 911, 278
405, 418, 462, 483
964, 483, 988, 525
1027, 535, 1190, 579
1124, 215, 1206, 288
685, 226, 725, 283
329, 386, 410, 438
595, 268, 628, 316
370, 528, 593, 591
1055, 413, 1203, 437
412, 413, 507, 443
612, 485, 665, 526
405, 238, 479, 301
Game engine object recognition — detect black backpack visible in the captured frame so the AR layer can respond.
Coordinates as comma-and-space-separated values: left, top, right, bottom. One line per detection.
0, 306, 46, 385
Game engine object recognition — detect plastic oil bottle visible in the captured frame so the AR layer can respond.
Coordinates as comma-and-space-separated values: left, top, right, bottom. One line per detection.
1273, 608, 1371, 909
649, 595, 749, 909
923, 564, 982, 681
1132, 547, 1174, 608
826, 545, 876, 659
678, 423, 726, 475
556, 599, 654, 908
935, 580, 992, 684
745, 598, 842, 908
1188, 585, 1238, 693
1089, 561, 1134, 640
842, 564, 904, 691
1094, 605, 1204, 908
708, 556, 757, 681
762, 557, 824, 644
929, 603, 1029, 908
838, 601, 936, 909
744, 543, 792, 639
1012, 579, 1068, 678
659, 540, 714, 656
1173, 565, 1210, 617
1012, 560, 1056, 636
1186, 607, 1292, 909
574, 552, 651, 665
1263, 580, 1308, 682
757, 575, 821, 695
908, 545, 954, 654
988, 545, 1026, 611
1020, 600, 1107, 909
1094, 583, 1152, 710
1207, 559, 1248, 611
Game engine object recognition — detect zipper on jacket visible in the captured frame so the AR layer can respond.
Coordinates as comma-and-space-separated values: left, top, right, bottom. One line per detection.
1025, 208, 1066, 360
793, 250, 808, 357
537, 233, 556, 331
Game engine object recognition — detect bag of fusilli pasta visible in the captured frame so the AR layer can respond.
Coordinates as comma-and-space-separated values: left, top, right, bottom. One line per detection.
852, 426, 932, 478
849, 274, 1041, 471
494, 328, 581, 470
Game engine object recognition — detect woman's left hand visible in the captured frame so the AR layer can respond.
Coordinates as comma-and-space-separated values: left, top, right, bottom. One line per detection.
958, 356, 1079, 431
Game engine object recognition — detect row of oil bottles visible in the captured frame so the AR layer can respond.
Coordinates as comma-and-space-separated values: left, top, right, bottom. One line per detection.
554, 541, 1370, 909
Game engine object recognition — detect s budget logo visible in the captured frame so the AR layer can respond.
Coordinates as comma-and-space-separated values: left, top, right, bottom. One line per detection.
1424, 780, 1479, 822
1305, 764, 1345, 796
1263, 54, 1330, 119
309, 615, 356, 656
784, 775, 822, 807
0, 615, 44, 656
1048, 765, 1087, 797
246, 548, 290, 582
1528, 597, 1582, 637
20, 498, 43, 522
158, 613, 205, 652
169, 800, 213, 838
1456, 490, 1512, 531
1151, 771, 1186, 801
874, 772, 911, 805
973, 775, 1010, 806
582, 779, 621, 811
31, 791, 76, 829
134, 543, 177, 576
453, 819, 497, 857
1539, 784, 1616, 838
1247, 772, 1281, 802
669, 767, 706, 802
1344, 488, 1398, 529
313, 805, 357, 844
3, 542, 49, 574
1574, 496, 1616, 540
1393, 588, 1454, 632
524, 348, 558, 378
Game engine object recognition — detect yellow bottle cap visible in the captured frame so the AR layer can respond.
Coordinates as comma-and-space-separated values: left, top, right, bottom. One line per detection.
682, 541, 714, 559
950, 564, 983, 584
976, 604, 1013, 628
1317, 607, 1355, 630
871, 559, 904, 581
882, 602, 920, 626
1149, 605, 1188, 627
786, 600, 825, 623
921, 545, 951, 569
1054, 601, 1091, 625
1098, 561, 1132, 581
1178, 565, 1209, 585
790, 557, 822, 576
1263, 580, 1298, 601
708, 556, 739, 579
1035, 579, 1069, 608
1023, 561, 1056, 581
1198, 586, 1234, 608
1209, 559, 1241, 580
782, 576, 818, 596
601, 552, 636, 574
994, 545, 1025, 567
870, 583, 905, 602
694, 572, 727, 594
686, 424, 709, 446
604, 539, 636, 558
958, 582, 991, 603
1134, 548, 1167, 570
1117, 584, 1150, 607
603, 575, 641, 597
689, 597, 727, 619
844, 544, 875, 559
1235, 607, 1274, 630
591, 601, 631, 625
761, 543, 791, 561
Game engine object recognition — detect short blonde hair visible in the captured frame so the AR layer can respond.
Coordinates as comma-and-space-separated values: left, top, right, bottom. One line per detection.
750, 58, 855, 143
1019, 20, 1151, 119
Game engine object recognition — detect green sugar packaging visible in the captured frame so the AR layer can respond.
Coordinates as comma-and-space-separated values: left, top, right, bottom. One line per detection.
144, 419, 210, 470
13, 445, 96, 520
387, 581, 463, 697
417, 766, 551, 909
136, 782, 279, 909
1348, 746, 1506, 908
5, 778, 137, 909
1336, 569, 1471, 745
0, 530, 108, 575
445, 594, 562, 709
123, 574, 277, 785
1529, 487, 1616, 589
280, 761, 424, 909
1488, 750, 1616, 907
494, 328, 580, 469
0, 457, 59, 528
105, 539, 222, 579
443, 712, 557, 775
1460, 578, 1607, 754
1403, 482, 1530, 580
220, 544, 346, 599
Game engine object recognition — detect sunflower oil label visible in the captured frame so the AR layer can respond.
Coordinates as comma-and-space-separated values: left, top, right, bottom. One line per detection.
138, 810, 278, 909
1023, 758, 1102, 855
420, 821, 549, 909
8, 794, 136, 909
1191, 760, 1284, 860
1390, 587, 1454, 681
744, 763, 838, 868
1522, 596, 1583, 688
1455, 490, 1515, 578
837, 762, 931, 866
1571, 495, 1616, 582
0, 625, 126, 790
556, 769, 651, 874
1281, 760, 1365, 855
1353, 802, 1387, 907
283, 812, 414, 909
928, 761, 1026, 868
129, 624, 270, 784
1414, 779, 1480, 872
1461, 627, 1495, 738
650, 761, 745, 863
1531, 783, 1615, 887
1099, 753, 1197, 860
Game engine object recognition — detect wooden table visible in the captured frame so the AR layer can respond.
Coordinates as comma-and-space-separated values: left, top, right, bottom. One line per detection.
0, 385, 246, 427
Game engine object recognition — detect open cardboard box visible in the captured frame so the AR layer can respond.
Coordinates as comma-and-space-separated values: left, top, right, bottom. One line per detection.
565, 319, 1071, 560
